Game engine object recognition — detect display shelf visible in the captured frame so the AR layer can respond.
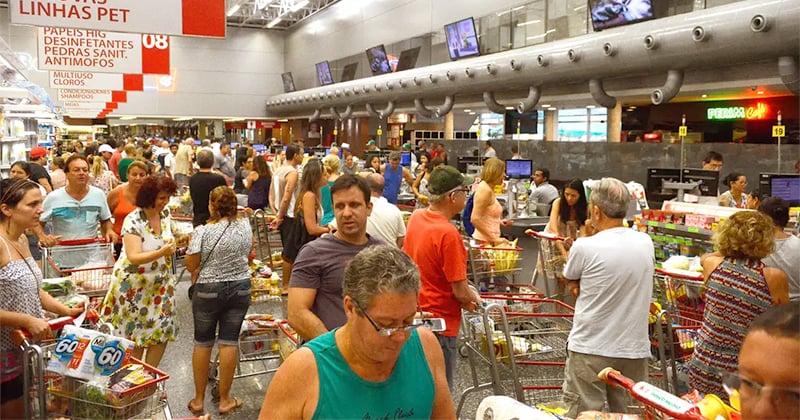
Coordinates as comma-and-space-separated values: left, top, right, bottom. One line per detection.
644, 220, 714, 236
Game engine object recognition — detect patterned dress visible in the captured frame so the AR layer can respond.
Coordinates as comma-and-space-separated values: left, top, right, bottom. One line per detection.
100, 208, 177, 347
687, 258, 772, 398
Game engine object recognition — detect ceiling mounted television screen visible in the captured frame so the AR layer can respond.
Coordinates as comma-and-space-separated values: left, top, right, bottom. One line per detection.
366, 44, 392, 75
281, 72, 295, 93
395, 46, 421, 72
315, 61, 334, 86
444, 17, 480, 60
340, 63, 358, 82
589, 0, 655, 31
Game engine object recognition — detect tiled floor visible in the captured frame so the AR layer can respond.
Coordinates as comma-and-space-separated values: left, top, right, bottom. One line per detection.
158, 280, 543, 420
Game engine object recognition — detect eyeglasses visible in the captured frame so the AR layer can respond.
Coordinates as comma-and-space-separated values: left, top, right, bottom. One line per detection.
723, 372, 800, 411
447, 186, 469, 197
352, 299, 421, 337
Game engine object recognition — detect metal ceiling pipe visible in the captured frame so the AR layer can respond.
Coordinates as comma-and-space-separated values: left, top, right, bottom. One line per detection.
778, 55, 799, 94
309, 108, 321, 121
651, 70, 684, 105
414, 98, 435, 118
415, 96, 455, 118
483, 91, 507, 114
330, 105, 353, 120
589, 79, 617, 108
516, 86, 541, 113
265, 0, 800, 115
365, 101, 395, 119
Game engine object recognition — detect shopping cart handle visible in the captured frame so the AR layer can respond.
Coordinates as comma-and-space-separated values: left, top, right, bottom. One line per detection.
598, 367, 707, 420
655, 267, 704, 281
524, 229, 567, 241
10, 309, 100, 346
54, 238, 109, 246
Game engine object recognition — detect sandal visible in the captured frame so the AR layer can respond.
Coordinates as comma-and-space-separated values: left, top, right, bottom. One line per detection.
187, 400, 204, 416
219, 397, 244, 415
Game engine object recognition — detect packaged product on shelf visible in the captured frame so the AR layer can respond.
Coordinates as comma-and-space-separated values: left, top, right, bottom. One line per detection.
48, 325, 83, 375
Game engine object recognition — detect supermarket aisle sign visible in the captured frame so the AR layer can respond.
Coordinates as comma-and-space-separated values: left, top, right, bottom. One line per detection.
11, 0, 225, 38
57, 89, 127, 103
38, 27, 170, 74
50, 71, 144, 91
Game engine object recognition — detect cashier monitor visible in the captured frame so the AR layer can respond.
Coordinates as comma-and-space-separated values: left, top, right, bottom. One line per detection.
505, 159, 532, 179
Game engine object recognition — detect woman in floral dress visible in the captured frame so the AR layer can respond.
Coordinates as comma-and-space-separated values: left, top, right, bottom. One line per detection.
101, 175, 178, 367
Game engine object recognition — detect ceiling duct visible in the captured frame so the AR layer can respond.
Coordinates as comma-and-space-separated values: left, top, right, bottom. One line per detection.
778, 55, 799, 94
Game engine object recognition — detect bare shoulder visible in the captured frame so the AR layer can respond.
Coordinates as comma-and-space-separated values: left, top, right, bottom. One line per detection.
260, 347, 318, 419
417, 328, 443, 363
763, 266, 788, 282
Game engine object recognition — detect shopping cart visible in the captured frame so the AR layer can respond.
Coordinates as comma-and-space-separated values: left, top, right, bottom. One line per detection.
42, 239, 115, 298
207, 315, 298, 400
525, 229, 570, 301
598, 367, 738, 420
465, 238, 524, 290
650, 268, 705, 394
13, 310, 171, 420
457, 296, 573, 418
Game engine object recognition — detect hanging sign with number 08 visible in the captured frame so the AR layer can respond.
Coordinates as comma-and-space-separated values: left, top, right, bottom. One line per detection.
37, 27, 170, 75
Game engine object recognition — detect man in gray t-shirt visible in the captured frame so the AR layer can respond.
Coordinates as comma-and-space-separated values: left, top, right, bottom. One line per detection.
287, 175, 384, 342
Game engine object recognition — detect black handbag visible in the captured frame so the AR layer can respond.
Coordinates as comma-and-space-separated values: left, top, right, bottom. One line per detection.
188, 221, 230, 300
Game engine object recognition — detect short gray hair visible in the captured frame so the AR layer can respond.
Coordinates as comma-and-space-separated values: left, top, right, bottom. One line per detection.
196, 149, 215, 169
590, 177, 630, 219
343, 245, 420, 308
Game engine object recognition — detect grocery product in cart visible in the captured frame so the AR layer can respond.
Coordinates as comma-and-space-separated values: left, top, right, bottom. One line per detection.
43, 239, 116, 296
465, 238, 523, 290
597, 367, 739, 420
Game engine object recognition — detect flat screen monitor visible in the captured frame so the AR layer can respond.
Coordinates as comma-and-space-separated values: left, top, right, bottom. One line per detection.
366, 44, 392, 75
270, 145, 283, 154
681, 168, 720, 197
395, 46, 421, 72
771, 176, 800, 205
645, 168, 681, 202
505, 111, 538, 134
281, 72, 296, 93
193, 139, 201, 146
253, 144, 267, 153
444, 17, 480, 60
315, 61, 334, 86
589, 0, 655, 31
340, 63, 358, 82
400, 152, 411, 167
456, 156, 481, 174
505, 159, 532, 179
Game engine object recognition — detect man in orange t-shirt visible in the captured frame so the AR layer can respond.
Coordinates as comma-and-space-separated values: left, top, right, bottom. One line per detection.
403, 165, 481, 388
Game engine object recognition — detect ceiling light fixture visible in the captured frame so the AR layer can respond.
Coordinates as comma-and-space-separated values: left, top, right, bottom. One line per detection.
540, 104, 551, 108
173, 117, 193, 121
757, 90, 764, 95
463, 109, 472, 113
267, 17, 282, 28
119, 116, 136, 120
701, 94, 708, 98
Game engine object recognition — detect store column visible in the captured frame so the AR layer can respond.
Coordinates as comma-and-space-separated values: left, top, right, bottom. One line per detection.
607, 103, 621, 142
214, 120, 224, 139
444, 112, 454, 140
544, 109, 557, 141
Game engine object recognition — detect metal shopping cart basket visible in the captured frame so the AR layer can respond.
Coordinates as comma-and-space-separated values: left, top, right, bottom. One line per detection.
525, 229, 571, 300
465, 238, 523, 290
650, 268, 705, 394
14, 311, 172, 420
250, 209, 282, 271
43, 239, 115, 297
457, 296, 573, 418
208, 315, 298, 400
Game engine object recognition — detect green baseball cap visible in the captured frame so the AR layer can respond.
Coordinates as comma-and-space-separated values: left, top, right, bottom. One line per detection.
366, 139, 376, 146
428, 165, 474, 195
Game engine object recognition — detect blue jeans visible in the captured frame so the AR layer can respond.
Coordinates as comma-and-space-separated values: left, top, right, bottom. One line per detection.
437, 335, 458, 390
192, 279, 250, 347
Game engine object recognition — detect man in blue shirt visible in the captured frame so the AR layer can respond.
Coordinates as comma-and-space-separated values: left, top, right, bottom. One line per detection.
381, 151, 414, 205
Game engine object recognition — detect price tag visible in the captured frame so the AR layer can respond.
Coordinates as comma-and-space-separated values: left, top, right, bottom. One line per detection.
687, 227, 699, 233
665, 223, 676, 230
772, 125, 785, 137
678, 126, 687, 136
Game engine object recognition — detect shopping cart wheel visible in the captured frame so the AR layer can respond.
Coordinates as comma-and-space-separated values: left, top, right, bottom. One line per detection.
458, 344, 468, 358
211, 383, 220, 400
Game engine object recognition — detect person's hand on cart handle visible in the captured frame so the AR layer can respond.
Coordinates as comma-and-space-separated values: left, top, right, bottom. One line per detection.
66, 301, 86, 318
24, 315, 52, 340
39, 233, 62, 248
568, 280, 580, 298
500, 218, 513, 227
270, 216, 284, 230
103, 229, 119, 244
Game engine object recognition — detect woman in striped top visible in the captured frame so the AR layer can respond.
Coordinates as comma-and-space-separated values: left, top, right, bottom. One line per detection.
687, 211, 789, 399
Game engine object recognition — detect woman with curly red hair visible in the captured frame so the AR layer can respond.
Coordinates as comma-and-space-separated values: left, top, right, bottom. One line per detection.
100, 175, 178, 368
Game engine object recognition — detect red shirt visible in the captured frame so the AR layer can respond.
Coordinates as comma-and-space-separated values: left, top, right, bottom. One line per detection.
403, 209, 467, 336
109, 150, 123, 178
